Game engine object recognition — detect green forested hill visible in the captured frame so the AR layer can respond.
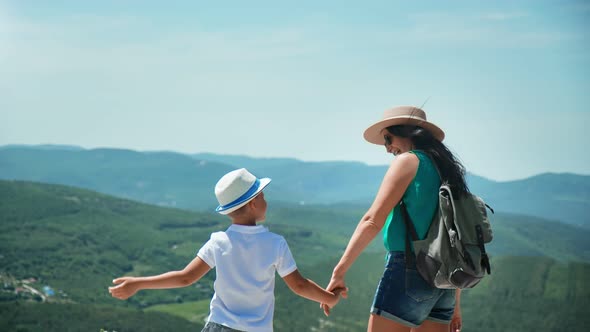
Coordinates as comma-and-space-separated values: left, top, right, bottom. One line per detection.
1, 180, 589, 331
461, 256, 590, 332
0, 303, 199, 332
2, 256, 588, 332
273, 254, 590, 332
0, 180, 350, 307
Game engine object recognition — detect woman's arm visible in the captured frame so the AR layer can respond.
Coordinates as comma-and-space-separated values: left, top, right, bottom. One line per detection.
450, 289, 462, 332
331, 152, 419, 279
322, 153, 418, 315
109, 256, 211, 300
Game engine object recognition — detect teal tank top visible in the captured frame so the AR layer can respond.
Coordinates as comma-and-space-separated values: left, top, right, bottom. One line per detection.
383, 150, 441, 252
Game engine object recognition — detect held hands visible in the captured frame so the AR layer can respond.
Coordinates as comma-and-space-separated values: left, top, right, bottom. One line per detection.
320, 274, 348, 316
108, 277, 139, 300
323, 287, 348, 312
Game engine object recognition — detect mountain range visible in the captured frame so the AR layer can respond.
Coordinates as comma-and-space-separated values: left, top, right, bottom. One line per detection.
1, 145, 588, 228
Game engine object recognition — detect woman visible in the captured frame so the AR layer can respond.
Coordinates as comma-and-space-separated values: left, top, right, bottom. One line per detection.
323, 106, 464, 332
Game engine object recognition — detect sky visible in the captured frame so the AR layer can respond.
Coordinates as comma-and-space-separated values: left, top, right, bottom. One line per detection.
1, 0, 589, 181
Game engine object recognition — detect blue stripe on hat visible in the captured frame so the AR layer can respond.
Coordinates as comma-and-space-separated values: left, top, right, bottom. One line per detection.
216, 178, 261, 212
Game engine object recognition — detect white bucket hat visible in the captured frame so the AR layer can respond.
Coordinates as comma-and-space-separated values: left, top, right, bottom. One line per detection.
363, 106, 445, 144
214, 168, 271, 215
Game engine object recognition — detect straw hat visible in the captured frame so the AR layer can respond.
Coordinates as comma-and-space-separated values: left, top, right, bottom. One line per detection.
363, 106, 445, 144
214, 168, 271, 215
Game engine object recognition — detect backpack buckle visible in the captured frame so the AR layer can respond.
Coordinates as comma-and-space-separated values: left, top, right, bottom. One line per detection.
449, 229, 457, 247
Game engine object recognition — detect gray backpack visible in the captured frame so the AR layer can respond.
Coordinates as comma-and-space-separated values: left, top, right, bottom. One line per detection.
401, 181, 494, 289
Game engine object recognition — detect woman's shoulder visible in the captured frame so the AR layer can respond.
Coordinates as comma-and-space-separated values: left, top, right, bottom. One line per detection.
409, 150, 435, 168
394, 150, 420, 163
393, 151, 420, 167
389, 152, 420, 178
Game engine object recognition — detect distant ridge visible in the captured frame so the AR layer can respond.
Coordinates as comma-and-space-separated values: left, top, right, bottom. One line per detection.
0, 144, 84, 151
1, 145, 588, 227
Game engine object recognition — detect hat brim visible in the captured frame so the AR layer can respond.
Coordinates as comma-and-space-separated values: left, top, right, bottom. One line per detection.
363, 116, 445, 145
215, 178, 271, 215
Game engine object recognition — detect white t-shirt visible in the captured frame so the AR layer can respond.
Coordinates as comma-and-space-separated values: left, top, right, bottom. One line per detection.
197, 224, 298, 332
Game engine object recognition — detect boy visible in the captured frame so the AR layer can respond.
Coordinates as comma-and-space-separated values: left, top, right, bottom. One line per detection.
109, 168, 344, 332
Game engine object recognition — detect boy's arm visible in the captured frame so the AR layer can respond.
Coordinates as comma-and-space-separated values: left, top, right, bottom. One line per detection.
282, 269, 342, 309
109, 256, 211, 300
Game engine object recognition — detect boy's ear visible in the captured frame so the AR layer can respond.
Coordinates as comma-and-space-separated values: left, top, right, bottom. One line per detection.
247, 193, 263, 211
247, 198, 257, 209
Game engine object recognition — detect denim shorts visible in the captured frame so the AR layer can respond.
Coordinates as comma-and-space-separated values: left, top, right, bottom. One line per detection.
370, 251, 456, 328
201, 321, 245, 332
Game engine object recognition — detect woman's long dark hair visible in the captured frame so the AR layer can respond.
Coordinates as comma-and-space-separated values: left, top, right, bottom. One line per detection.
386, 125, 470, 197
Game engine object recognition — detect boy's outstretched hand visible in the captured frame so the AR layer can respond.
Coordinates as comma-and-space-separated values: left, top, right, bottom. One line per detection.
109, 277, 139, 300
321, 287, 348, 317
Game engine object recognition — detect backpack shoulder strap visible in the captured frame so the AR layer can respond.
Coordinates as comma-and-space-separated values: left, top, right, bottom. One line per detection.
401, 202, 419, 241
401, 202, 419, 266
